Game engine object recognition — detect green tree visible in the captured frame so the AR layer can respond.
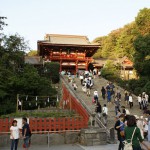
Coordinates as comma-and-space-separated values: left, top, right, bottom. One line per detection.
0, 18, 57, 115
44, 62, 60, 84
101, 60, 120, 81
135, 8, 150, 35
115, 22, 138, 60
27, 50, 37, 56
133, 34, 150, 77
0, 16, 7, 31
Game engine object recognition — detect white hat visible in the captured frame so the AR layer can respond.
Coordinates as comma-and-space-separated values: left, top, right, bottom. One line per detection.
140, 116, 143, 119
134, 115, 139, 119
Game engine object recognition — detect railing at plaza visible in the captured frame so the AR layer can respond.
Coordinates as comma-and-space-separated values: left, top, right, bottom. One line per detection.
0, 130, 80, 148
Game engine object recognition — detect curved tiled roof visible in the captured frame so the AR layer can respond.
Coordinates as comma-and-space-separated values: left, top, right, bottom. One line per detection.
39, 34, 99, 46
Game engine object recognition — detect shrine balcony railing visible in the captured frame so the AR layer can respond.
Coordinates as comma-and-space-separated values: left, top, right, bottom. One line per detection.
47, 56, 93, 61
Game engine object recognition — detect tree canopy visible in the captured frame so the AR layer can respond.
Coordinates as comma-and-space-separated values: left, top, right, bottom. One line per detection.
0, 17, 58, 115
93, 8, 150, 60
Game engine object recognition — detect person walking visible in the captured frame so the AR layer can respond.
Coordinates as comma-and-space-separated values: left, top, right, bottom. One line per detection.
93, 89, 99, 103
135, 115, 144, 139
95, 101, 102, 119
124, 90, 129, 105
138, 94, 142, 109
22, 117, 31, 150
114, 98, 120, 115
115, 114, 125, 150
107, 89, 111, 104
124, 115, 150, 150
10, 120, 20, 150
102, 104, 108, 126
101, 86, 106, 100
86, 79, 91, 97
129, 93, 133, 109
145, 110, 150, 142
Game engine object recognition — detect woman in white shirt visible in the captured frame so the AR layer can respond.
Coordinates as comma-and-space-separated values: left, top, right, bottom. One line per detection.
138, 94, 142, 109
93, 90, 99, 103
102, 104, 108, 126
129, 93, 133, 109
10, 120, 20, 150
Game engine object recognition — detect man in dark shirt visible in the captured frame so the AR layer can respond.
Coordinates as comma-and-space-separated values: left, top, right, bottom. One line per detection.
22, 117, 30, 150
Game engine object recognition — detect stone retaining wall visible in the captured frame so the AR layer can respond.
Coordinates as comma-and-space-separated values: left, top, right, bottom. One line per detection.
0, 132, 79, 147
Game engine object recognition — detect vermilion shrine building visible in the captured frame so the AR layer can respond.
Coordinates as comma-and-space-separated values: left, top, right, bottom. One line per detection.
37, 34, 100, 73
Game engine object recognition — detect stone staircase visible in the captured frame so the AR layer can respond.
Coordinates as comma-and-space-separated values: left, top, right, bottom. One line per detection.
63, 75, 148, 129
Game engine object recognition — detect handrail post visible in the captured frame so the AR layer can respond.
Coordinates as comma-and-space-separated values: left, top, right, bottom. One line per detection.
48, 131, 49, 148
16, 94, 19, 112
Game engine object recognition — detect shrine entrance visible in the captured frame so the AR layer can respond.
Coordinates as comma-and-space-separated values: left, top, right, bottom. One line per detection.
38, 34, 100, 74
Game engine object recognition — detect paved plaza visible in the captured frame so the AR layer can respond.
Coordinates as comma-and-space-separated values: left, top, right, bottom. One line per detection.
1, 143, 118, 150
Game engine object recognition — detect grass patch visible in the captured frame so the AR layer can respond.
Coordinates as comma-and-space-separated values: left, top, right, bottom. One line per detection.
0, 111, 77, 118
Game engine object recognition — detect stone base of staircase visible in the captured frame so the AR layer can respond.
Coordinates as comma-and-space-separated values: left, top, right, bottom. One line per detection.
80, 127, 107, 146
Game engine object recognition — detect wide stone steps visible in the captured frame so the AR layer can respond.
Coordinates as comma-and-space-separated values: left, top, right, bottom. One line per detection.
64, 75, 148, 129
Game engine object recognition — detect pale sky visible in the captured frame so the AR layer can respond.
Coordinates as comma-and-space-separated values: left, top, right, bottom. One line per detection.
1, 0, 150, 50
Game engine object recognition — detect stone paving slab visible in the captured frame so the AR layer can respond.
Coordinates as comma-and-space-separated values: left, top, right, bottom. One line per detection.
1, 144, 83, 150
1, 143, 118, 150
2, 142, 150, 150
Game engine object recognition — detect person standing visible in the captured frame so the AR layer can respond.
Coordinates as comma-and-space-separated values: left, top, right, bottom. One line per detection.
124, 90, 129, 105
10, 120, 20, 150
86, 79, 91, 97
101, 86, 106, 100
102, 104, 108, 126
79, 74, 84, 85
115, 114, 125, 150
116, 88, 121, 102
129, 93, 133, 109
142, 96, 147, 111
22, 117, 31, 150
145, 110, 150, 142
114, 98, 120, 115
107, 89, 111, 104
124, 115, 150, 150
18, 99, 22, 111
95, 102, 102, 119
138, 94, 142, 109
93, 89, 99, 103
135, 115, 144, 139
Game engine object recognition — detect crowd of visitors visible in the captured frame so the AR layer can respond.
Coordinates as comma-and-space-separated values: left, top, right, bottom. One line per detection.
115, 113, 150, 150
63, 69, 150, 149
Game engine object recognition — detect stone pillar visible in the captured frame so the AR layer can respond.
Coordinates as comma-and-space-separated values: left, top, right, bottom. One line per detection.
109, 127, 116, 144
90, 113, 96, 127
80, 127, 107, 146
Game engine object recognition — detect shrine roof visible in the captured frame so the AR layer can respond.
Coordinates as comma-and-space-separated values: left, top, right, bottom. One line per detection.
38, 34, 99, 46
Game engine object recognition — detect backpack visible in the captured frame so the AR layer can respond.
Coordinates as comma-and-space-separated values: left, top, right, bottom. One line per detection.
86, 83, 90, 88
123, 127, 136, 150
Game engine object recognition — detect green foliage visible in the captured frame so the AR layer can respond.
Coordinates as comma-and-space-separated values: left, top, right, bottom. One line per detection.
0, 19, 57, 115
0, 111, 76, 118
44, 62, 60, 84
101, 60, 120, 81
93, 8, 150, 60
143, 81, 150, 97
0, 16, 7, 31
93, 8, 150, 100
27, 50, 37, 56
135, 8, 150, 35
133, 34, 150, 77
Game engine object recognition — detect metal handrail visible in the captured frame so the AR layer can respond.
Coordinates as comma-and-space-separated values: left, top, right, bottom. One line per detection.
60, 75, 110, 136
